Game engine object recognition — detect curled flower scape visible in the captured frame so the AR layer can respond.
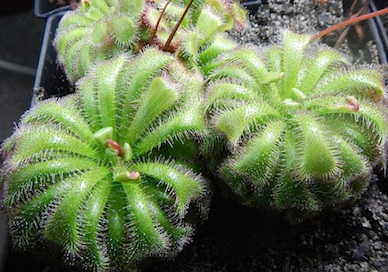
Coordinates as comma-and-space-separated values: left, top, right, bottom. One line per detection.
1, 48, 209, 271
204, 30, 388, 223
54, 0, 246, 82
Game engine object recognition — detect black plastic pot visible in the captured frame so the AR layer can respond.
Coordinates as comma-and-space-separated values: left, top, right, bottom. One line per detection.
241, 0, 262, 13
0, 0, 33, 16
34, 0, 71, 20
32, 11, 74, 107
368, 1, 388, 64
33, 0, 261, 19
0, 209, 8, 272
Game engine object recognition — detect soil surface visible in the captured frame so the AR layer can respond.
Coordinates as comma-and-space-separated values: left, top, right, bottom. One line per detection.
145, 179, 388, 272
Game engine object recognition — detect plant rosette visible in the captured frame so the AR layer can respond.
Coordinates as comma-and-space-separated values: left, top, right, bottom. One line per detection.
54, 0, 246, 82
204, 30, 388, 223
1, 48, 210, 271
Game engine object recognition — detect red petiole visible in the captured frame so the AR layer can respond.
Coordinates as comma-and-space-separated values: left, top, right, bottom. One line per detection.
311, 7, 388, 42
163, 0, 194, 51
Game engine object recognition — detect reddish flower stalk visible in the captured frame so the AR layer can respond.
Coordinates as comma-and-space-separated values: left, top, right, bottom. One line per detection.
149, 0, 172, 43
311, 7, 388, 42
163, 0, 194, 51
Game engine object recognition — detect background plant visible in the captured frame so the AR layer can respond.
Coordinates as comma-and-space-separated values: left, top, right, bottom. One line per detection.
54, 0, 246, 82
1, 49, 209, 271
204, 30, 388, 223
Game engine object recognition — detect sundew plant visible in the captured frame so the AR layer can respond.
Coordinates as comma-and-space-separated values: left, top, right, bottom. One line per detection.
1, 0, 388, 271
54, 0, 246, 82
1, 50, 210, 271
204, 30, 388, 223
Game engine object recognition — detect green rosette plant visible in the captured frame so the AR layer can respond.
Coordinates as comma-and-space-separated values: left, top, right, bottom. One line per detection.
54, 0, 146, 82
204, 30, 388, 223
1, 48, 209, 271
142, 0, 245, 73
54, 0, 246, 82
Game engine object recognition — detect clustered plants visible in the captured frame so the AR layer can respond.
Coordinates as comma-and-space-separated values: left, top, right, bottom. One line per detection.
1, 0, 388, 271
54, 0, 245, 81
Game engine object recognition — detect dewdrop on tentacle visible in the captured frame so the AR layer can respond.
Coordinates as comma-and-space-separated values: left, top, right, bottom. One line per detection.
204, 30, 388, 223
1, 49, 210, 271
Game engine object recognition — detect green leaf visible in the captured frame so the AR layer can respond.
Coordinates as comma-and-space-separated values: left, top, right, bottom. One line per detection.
89, 0, 110, 14
317, 68, 385, 99
222, 47, 269, 83
118, 49, 173, 136
134, 104, 206, 156
282, 30, 311, 98
6, 157, 99, 206
55, 27, 87, 59
333, 136, 369, 177
45, 168, 110, 253
266, 46, 283, 72
90, 20, 111, 48
295, 114, 338, 180
94, 55, 127, 131
75, 43, 93, 77
57, 13, 93, 29
144, 197, 192, 251
78, 77, 100, 131
7, 181, 64, 249
297, 49, 344, 94
329, 118, 383, 163
121, 182, 167, 259
196, 6, 223, 44
233, 120, 285, 182
115, 0, 145, 16
105, 183, 126, 264
125, 76, 179, 146
197, 33, 237, 74
210, 64, 257, 88
214, 103, 279, 146
81, 180, 112, 270
109, 16, 137, 47
357, 103, 388, 144
11, 125, 98, 165
205, 82, 259, 111
273, 175, 318, 221
64, 39, 85, 82
22, 97, 94, 143
132, 161, 204, 215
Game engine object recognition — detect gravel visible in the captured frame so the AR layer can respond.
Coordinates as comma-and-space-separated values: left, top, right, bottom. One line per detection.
230, 0, 381, 64
231, 0, 344, 45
